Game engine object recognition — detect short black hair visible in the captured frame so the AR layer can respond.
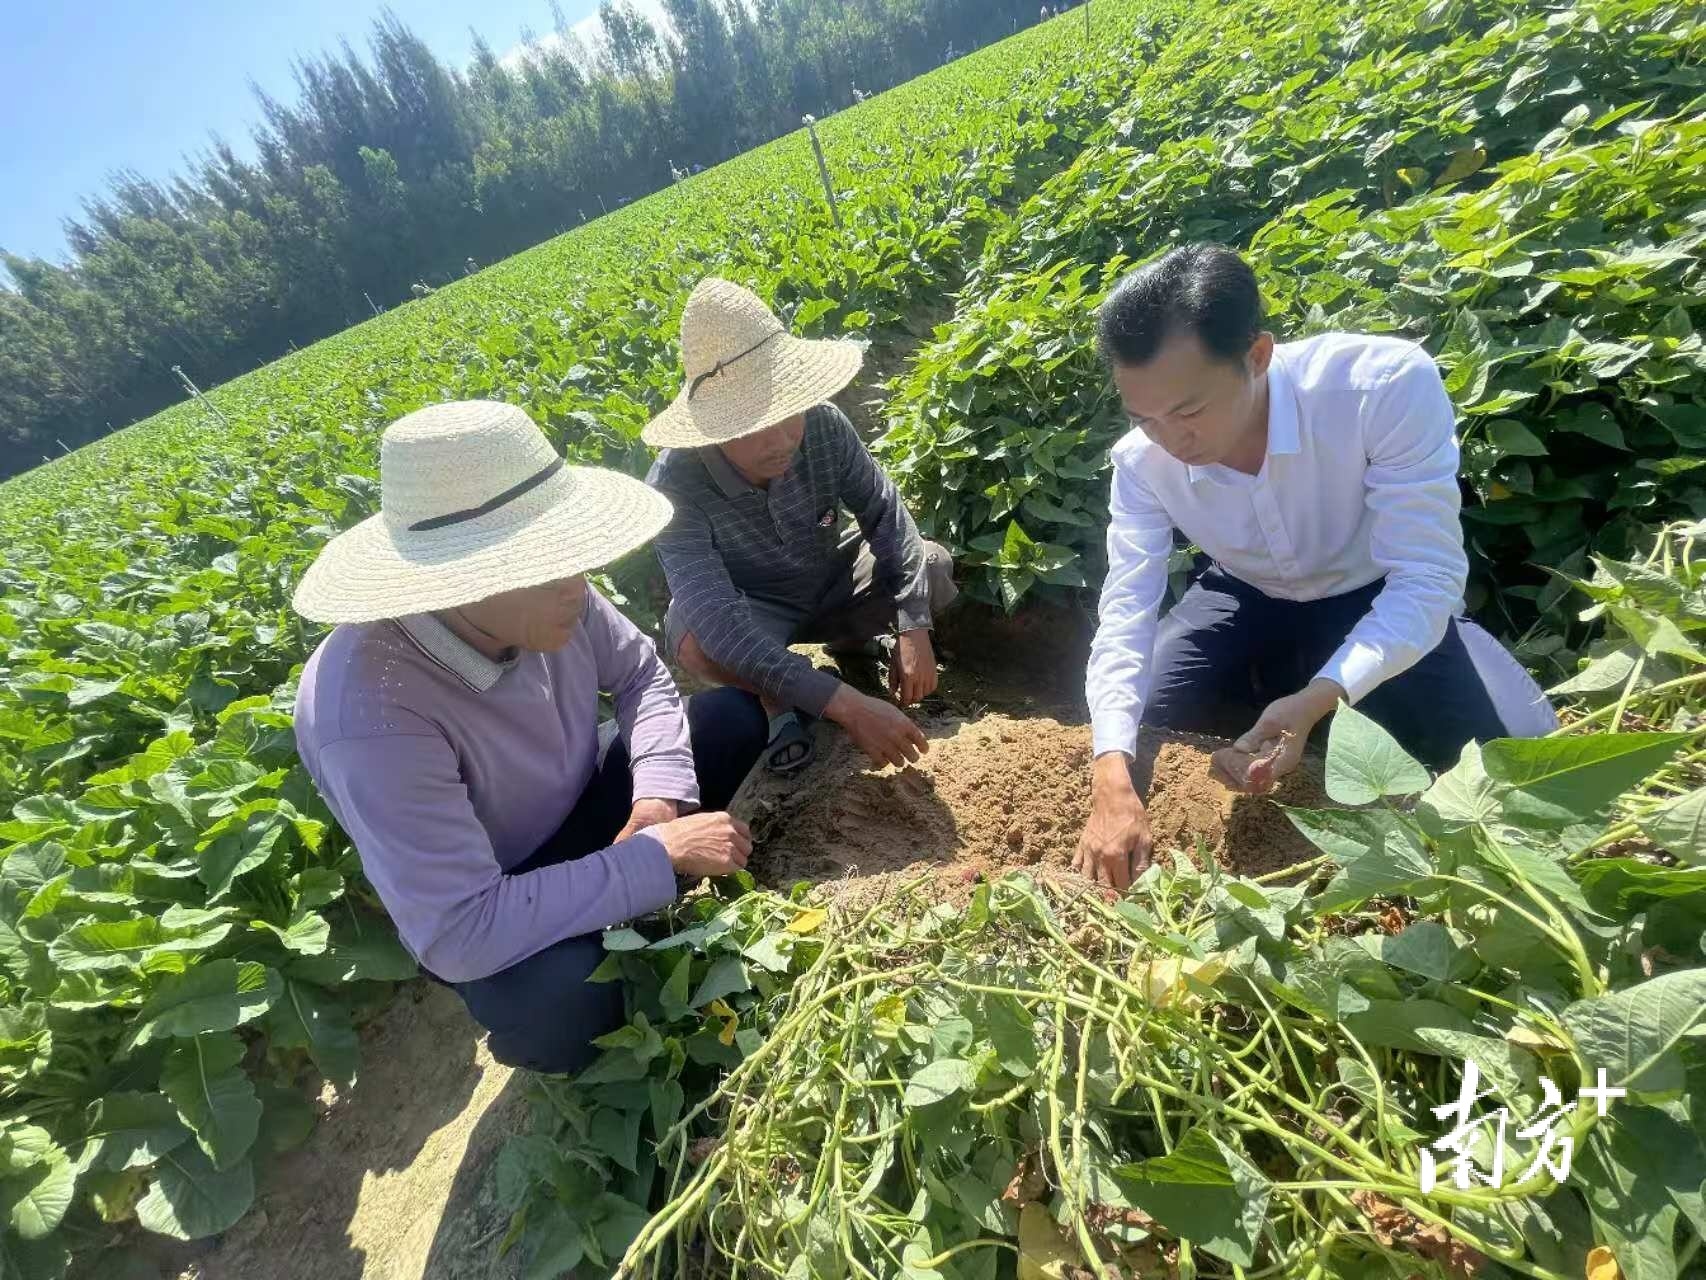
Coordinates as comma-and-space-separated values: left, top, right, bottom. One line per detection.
1097, 243, 1265, 367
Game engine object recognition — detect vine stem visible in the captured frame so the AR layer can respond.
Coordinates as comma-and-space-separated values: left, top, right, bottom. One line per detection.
1550, 672, 1706, 734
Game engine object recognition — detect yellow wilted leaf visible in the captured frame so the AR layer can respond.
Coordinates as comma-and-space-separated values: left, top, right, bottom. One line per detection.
1507, 1023, 1569, 1056
785, 908, 828, 935
1134, 952, 1229, 1009
1586, 1245, 1622, 1280
707, 998, 738, 1045
1489, 481, 1513, 500
1436, 145, 1488, 186
1017, 1202, 1080, 1280
872, 992, 909, 1038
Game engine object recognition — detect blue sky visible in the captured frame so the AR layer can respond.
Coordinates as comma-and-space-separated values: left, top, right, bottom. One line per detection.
0, 1, 659, 264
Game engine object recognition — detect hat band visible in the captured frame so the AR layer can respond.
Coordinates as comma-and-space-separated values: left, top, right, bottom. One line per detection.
688, 328, 785, 399
407, 458, 564, 532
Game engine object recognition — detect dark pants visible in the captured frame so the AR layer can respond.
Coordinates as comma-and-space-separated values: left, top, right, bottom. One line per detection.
448, 687, 766, 1074
664, 536, 959, 660
1146, 566, 1504, 771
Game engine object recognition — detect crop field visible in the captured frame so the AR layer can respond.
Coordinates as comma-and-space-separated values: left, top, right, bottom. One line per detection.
1, 0, 1705, 1277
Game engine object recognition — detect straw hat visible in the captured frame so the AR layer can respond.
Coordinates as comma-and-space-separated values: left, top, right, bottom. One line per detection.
292, 400, 671, 624
641, 278, 864, 449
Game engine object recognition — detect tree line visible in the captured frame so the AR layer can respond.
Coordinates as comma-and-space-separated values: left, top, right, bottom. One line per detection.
0, 0, 1064, 478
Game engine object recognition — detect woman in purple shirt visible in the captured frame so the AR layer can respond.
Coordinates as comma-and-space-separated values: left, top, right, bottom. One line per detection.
291, 400, 765, 1074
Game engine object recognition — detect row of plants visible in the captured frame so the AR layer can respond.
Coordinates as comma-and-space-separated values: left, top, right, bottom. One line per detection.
877, 0, 1706, 655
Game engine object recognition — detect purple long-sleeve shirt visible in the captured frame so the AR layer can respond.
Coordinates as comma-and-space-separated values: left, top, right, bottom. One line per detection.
293, 588, 696, 983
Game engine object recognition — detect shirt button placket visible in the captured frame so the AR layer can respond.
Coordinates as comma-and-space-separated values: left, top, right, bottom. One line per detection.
1252, 481, 1304, 585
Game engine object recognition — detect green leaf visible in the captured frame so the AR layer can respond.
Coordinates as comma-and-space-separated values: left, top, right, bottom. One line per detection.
159, 1032, 261, 1170
135, 1145, 253, 1240
253, 1083, 317, 1157
1367, 921, 1460, 981
48, 917, 166, 972
1416, 742, 1503, 834
1576, 859, 1706, 920
1, 1148, 74, 1240
1639, 789, 1706, 865
589, 1106, 641, 1174
903, 1058, 976, 1108
1482, 734, 1691, 826
291, 868, 345, 910
1575, 1123, 1687, 1280
265, 980, 359, 1088
687, 955, 748, 1009
654, 951, 691, 1022
183, 759, 264, 803
1557, 405, 1627, 450
1487, 418, 1548, 457
256, 908, 331, 956
1593, 1104, 1706, 1239
1562, 968, 1706, 1092
519, 1199, 586, 1279
1549, 648, 1640, 696
128, 960, 280, 1046
1325, 704, 1432, 804
85, 1092, 191, 1171
985, 991, 1041, 1077
0, 1228, 67, 1280
1112, 1126, 1270, 1265
1286, 808, 1434, 913
286, 923, 415, 985
198, 811, 285, 900
1611, 608, 1706, 663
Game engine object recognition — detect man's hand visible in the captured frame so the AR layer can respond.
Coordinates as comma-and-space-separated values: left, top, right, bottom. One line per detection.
1219, 677, 1345, 794
826, 685, 929, 769
1073, 752, 1153, 892
889, 628, 939, 707
653, 812, 753, 879
615, 798, 679, 844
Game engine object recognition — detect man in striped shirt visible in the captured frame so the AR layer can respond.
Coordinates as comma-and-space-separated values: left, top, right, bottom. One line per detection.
643, 279, 958, 774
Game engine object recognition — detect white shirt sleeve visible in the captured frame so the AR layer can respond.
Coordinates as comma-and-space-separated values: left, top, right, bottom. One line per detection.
1317, 347, 1468, 703
1087, 449, 1176, 759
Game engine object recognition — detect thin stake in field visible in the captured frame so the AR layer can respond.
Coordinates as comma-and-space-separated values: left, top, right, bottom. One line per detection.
803, 115, 843, 229
170, 365, 230, 429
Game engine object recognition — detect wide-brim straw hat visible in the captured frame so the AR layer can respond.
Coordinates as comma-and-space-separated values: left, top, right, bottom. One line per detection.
292, 400, 671, 624
641, 278, 864, 449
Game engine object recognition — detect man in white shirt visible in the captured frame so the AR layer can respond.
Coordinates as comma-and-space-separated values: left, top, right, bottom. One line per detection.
1076, 244, 1551, 889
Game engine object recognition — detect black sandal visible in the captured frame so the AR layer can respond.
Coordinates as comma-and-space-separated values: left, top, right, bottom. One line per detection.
765, 711, 817, 775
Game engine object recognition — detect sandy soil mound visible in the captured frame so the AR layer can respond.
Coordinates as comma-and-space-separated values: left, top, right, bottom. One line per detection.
741, 713, 1326, 904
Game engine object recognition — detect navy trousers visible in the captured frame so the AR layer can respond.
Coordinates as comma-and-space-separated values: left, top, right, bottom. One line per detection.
448, 688, 766, 1074
1145, 566, 1504, 771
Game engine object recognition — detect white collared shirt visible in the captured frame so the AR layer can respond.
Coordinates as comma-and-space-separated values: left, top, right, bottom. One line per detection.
1087, 332, 1468, 759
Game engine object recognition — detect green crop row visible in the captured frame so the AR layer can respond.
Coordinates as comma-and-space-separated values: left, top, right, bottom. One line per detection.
878, 0, 1706, 665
